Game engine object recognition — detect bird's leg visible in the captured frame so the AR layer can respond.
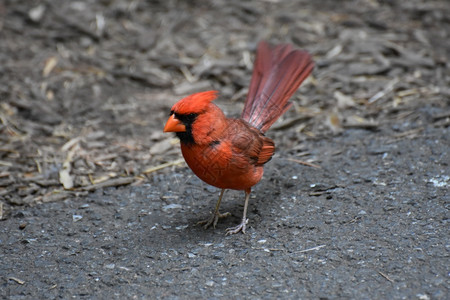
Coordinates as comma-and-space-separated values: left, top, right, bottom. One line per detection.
226, 190, 250, 235
198, 189, 231, 229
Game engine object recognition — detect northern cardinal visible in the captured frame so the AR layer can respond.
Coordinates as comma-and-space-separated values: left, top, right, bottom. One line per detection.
164, 41, 314, 234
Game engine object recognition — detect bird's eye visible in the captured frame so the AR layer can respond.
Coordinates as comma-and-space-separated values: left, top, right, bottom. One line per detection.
188, 113, 196, 118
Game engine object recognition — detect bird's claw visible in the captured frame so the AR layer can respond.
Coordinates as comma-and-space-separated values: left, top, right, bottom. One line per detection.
225, 218, 248, 235
197, 211, 231, 229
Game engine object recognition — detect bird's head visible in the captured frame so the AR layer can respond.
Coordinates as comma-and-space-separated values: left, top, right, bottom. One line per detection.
163, 91, 223, 144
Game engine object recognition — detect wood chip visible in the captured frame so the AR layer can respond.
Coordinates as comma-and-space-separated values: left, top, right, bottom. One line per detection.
41, 190, 72, 203
334, 91, 356, 108
59, 161, 74, 190
80, 177, 135, 192
43, 56, 58, 77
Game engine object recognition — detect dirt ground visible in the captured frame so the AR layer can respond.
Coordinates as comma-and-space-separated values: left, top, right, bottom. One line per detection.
1, 0, 449, 298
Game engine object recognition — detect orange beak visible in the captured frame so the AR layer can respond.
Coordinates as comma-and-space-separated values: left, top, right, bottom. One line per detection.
163, 114, 186, 132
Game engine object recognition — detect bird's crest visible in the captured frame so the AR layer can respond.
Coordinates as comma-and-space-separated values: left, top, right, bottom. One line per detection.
172, 91, 218, 114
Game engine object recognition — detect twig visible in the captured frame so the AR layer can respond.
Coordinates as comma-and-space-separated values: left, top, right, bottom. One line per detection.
9, 277, 25, 285
295, 245, 326, 253
255, 245, 326, 253
368, 78, 399, 104
254, 248, 285, 252
378, 271, 394, 283
286, 158, 321, 169
390, 128, 424, 140
143, 159, 185, 174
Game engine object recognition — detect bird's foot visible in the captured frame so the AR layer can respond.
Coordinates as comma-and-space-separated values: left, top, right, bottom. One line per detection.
225, 218, 248, 235
197, 211, 231, 229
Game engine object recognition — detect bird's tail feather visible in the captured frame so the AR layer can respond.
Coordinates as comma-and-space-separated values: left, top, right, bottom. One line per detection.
241, 41, 314, 133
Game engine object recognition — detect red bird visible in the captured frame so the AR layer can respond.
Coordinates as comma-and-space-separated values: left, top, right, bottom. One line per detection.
164, 41, 314, 234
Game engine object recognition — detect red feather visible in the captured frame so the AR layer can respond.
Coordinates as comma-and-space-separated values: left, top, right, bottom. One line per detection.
171, 90, 218, 115
242, 41, 314, 133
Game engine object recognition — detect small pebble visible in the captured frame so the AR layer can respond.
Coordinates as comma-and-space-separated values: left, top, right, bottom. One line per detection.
72, 214, 83, 222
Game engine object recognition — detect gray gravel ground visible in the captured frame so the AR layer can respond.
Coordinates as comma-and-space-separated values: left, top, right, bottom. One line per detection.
1, 122, 448, 299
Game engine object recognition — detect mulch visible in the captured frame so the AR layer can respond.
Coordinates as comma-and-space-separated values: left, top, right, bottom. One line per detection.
0, 0, 448, 217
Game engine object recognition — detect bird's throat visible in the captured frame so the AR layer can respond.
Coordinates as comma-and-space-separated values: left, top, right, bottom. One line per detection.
176, 130, 195, 145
